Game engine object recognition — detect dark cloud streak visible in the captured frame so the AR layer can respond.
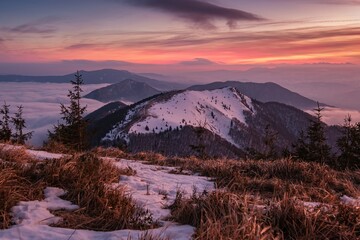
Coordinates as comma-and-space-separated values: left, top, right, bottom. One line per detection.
5, 24, 56, 34
65, 44, 100, 50
124, 0, 264, 29
1, 17, 60, 34
180, 58, 217, 65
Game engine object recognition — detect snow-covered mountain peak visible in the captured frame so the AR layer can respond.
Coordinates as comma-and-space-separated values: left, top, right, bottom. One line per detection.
103, 87, 255, 147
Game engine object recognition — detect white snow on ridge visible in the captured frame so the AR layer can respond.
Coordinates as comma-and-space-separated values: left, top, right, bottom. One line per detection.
102, 101, 149, 143
129, 87, 254, 146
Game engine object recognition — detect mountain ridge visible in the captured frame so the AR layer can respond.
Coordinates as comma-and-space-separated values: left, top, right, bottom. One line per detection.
187, 81, 323, 109
0, 69, 184, 91
84, 79, 161, 103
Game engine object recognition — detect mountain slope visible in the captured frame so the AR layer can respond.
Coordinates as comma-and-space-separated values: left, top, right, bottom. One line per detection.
85, 101, 127, 123
88, 87, 339, 158
84, 79, 161, 103
188, 81, 321, 109
0, 69, 183, 91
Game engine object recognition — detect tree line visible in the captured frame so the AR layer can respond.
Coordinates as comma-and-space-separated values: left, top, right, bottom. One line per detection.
0, 103, 32, 144
248, 103, 360, 169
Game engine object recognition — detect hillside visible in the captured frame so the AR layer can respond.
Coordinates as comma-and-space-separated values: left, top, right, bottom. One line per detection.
188, 81, 322, 109
1, 144, 360, 239
0, 69, 184, 91
84, 79, 161, 103
89, 87, 339, 157
85, 101, 127, 122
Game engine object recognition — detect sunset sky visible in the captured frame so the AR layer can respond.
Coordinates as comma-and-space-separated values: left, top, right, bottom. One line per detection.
1, 0, 360, 74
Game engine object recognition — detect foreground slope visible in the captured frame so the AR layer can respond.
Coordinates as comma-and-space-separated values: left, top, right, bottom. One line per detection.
0, 145, 213, 240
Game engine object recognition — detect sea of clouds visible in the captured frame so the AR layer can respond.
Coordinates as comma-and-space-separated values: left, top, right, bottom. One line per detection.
0, 82, 108, 146
1, 82, 360, 147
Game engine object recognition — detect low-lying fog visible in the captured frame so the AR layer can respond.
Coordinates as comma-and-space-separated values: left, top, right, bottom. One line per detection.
0, 82, 108, 146
1, 82, 359, 147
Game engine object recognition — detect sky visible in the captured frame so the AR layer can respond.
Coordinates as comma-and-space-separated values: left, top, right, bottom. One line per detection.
1, 0, 360, 75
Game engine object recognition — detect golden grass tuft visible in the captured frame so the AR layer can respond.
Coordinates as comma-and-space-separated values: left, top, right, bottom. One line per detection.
0, 145, 36, 164
30, 153, 155, 231
169, 189, 360, 240
0, 147, 45, 229
91, 146, 127, 158
168, 190, 275, 240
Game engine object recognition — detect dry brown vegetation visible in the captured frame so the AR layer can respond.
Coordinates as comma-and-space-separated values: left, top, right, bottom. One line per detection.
0, 146, 156, 231
95, 149, 360, 239
25, 153, 156, 231
169, 190, 360, 239
2, 145, 360, 239
133, 155, 360, 203
0, 145, 44, 229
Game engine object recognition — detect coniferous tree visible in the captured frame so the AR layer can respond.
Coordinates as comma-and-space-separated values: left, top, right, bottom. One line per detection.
246, 124, 279, 160
337, 115, 360, 169
262, 124, 279, 160
11, 105, 32, 144
0, 101, 12, 142
48, 71, 87, 151
293, 103, 332, 164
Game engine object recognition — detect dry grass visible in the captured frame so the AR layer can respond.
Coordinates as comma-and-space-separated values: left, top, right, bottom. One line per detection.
135, 155, 360, 203
103, 150, 360, 239
0, 146, 156, 232
169, 189, 360, 240
0, 147, 44, 229
42, 140, 76, 154
0, 145, 36, 163
27, 153, 155, 231
265, 196, 360, 239
168, 190, 275, 240
91, 146, 128, 158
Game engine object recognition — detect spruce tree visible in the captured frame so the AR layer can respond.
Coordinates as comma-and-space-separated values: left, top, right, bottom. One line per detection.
293, 103, 332, 164
337, 115, 360, 169
11, 105, 32, 144
0, 101, 12, 142
263, 124, 278, 160
48, 71, 87, 151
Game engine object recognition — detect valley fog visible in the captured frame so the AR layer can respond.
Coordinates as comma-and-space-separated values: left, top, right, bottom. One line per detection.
1, 81, 360, 147
0, 82, 108, 146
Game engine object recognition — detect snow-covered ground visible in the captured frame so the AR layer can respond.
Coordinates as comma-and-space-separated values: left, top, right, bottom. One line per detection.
0, 148, 214, 240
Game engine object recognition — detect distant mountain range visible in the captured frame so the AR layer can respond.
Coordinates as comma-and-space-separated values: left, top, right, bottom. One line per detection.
88, 87, 340, 158
84, 79, 161, 103
0, 69, 184, 91
188, 81, 322, 110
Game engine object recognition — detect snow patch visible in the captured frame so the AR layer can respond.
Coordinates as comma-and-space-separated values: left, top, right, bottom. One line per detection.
26, 150, 64, 160
11, 187, 79, 226
113, 158, 214, 221
340, 195, 360, 206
